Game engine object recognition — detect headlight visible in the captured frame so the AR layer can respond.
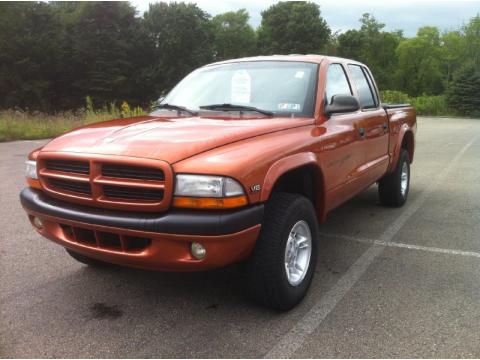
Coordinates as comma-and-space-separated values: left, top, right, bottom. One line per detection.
25, 160, 38, 180
173, 174, 247, 209
174, 174, 244, 197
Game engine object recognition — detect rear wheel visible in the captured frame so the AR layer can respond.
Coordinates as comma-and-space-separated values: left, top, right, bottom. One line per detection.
245, 192, 318, 311
65, 248, 112, 267
378, 149, 410, 207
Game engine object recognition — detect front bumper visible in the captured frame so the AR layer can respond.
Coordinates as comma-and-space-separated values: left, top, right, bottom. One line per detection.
20, 188, 263, 271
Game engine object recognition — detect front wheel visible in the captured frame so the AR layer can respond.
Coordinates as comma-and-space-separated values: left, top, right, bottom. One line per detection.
378, 149, 410, 207
245, 192, 318, 311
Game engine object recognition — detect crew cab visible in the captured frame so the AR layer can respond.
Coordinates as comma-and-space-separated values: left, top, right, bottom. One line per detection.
20, 55, 416, 310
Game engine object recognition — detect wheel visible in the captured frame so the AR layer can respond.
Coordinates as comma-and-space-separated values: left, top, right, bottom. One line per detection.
245, 192, 318, 311
378, 149, 410, 207
65, 248, 112, 267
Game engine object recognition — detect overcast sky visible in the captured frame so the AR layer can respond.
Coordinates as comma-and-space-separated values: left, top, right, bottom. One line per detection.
130, 0, 480, 37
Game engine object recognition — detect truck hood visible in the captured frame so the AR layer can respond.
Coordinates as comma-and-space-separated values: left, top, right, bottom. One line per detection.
41, 115, 313, 164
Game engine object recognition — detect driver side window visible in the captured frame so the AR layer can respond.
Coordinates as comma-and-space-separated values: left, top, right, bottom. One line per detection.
325, 64, 352, 105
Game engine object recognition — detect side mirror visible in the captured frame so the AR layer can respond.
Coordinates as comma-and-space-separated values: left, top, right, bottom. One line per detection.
157, 96, 165, 105
324, 95, 360, 117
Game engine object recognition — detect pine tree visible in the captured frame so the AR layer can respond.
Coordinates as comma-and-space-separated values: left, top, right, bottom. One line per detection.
446, 64, 480, 116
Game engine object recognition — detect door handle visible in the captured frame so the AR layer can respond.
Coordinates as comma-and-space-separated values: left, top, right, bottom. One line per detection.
382, 123, 388, 130
359, 127, 365, 137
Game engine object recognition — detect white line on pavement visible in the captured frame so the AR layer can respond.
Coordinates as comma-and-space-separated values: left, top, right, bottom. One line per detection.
321, 232, 480, 259
264, 134, 479, 359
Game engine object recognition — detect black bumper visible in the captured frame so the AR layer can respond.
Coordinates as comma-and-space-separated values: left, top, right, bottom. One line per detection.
20, 188, 264, 236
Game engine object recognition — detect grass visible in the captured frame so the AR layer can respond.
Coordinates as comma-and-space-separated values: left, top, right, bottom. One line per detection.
0, 99, 145, 142
381, 90, 458, 116
0, 92, 465, 142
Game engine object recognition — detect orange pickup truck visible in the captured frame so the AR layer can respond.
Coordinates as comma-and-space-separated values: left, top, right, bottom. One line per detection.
20, 55, 416, 310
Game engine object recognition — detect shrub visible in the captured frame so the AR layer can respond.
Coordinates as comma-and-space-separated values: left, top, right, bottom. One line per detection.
0, 98, 145, 142
380, 90, 456, 116
380, 90, 410, 104
446, 64, 480, 117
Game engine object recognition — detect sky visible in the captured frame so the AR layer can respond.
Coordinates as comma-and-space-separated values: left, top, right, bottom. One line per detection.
130, 0, 480, 37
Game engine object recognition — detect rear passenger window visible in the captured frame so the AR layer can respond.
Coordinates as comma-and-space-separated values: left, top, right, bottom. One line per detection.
348, 65, 376, 109
325, 64, 352, 104
363, 68, 379, 106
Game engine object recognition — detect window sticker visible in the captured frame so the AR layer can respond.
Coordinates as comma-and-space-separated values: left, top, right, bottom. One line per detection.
231, 70, 251, 103
278, 103, 302, 111
295, 71, 305, 79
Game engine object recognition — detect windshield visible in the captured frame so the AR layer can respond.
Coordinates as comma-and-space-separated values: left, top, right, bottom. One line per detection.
153, 61, 318, 117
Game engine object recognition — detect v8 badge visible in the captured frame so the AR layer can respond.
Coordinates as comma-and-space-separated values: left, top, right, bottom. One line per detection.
250, 184, 261, 192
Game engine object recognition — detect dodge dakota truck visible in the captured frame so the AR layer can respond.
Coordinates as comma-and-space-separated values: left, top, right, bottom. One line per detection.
20, 55, 416, 310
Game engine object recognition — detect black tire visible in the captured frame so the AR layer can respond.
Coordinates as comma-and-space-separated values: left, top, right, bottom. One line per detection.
245, 192, 318, 311
65, 248, 112, 267
378, 149, 410, 207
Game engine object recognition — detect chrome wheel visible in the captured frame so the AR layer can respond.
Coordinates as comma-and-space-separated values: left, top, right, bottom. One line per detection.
400, 162, 409, 196
284, 220, 312, 286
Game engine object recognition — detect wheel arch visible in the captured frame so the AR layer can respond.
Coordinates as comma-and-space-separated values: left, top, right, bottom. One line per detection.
260, 153, 326, 222
390, 126, 415, 173
401, 130, 415, 163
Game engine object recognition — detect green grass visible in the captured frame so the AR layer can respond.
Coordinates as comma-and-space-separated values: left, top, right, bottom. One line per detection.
0, 100, 145, 142
0, 91, 465, 142
381, 90, 458, 116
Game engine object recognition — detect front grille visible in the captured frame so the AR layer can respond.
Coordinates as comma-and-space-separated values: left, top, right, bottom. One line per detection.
38, 155, 172, 212
60, 224, 151, 253
102, 164, 164, 181
49, 178, 92, 195
103, 185, 164, 201
46, 160, 89, 175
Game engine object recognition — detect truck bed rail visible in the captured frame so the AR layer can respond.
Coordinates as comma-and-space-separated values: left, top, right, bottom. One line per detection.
382, 103, 411, 110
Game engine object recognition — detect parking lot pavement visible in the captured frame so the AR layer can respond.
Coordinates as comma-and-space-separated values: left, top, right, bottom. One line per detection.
1, 117, 479, 358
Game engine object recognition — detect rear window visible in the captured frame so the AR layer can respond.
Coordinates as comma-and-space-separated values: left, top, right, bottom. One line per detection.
348, 65, 377, 109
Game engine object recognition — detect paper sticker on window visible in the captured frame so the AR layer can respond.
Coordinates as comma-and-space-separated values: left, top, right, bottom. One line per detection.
295, 71, 305, 79
231, 70, 251, 103
278, 103, 302, 111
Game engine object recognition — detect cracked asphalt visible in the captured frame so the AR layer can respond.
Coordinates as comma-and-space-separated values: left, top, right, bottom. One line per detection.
1, 116, 479, 358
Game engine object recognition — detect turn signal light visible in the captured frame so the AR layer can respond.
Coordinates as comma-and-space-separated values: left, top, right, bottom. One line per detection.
27, 177, 42, 190
173, 195, 248, 209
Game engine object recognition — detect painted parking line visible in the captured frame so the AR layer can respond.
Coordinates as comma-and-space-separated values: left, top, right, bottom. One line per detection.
264, 134, 479, 359
321, 232, 480, 259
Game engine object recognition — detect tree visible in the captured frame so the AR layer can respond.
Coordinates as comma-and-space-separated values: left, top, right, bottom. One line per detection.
337, 14, 402, 90
257, 1, 330, 55
142, 2, 214, 97
446, 64, 480, 116
395, 26, 444, 96
0, 2, 64, 111
65, 2, 140, 108
463, 15, 480, 66
440, 30, 465, 87
211, 9, 256, 60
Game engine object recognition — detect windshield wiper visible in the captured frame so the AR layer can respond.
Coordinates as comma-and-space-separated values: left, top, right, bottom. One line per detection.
152, 103, 198, 116
199, 103, 274, 116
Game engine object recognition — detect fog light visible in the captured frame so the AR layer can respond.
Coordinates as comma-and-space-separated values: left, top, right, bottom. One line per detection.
190, 242, 206, 260
32, 216, 43, 229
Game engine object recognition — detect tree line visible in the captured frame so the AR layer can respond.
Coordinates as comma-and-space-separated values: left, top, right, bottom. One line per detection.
1, 1, 479, 115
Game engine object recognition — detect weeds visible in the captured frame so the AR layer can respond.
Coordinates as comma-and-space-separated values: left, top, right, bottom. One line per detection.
0, 92, 464, 142
381, 90, 457, 116
0, 97, 145, 142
